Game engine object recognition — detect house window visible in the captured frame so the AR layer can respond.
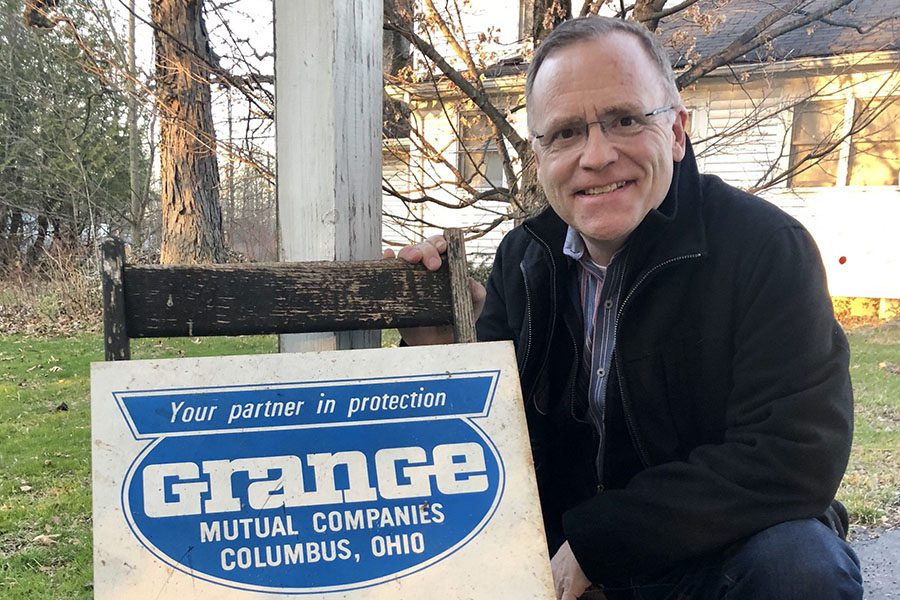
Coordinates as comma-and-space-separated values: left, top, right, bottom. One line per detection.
788, 100, 844, 188
789, 96, 900, 188
848, 96, 900, 187
458, 112, 504, 189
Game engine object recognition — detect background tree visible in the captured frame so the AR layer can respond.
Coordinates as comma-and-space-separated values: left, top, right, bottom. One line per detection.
151, 0, 225, 264
6, 0, 894, 266
1, 0, 139, 268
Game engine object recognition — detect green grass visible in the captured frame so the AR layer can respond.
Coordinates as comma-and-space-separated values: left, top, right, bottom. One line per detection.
0, 324, 896, 597
0, 335, 276, 599
838, 321, 900, 527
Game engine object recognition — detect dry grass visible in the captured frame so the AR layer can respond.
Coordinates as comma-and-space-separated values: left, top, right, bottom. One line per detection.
0, 248, 101, 337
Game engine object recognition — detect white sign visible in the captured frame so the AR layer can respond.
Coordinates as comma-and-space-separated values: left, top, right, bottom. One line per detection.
91, 342, 554, 598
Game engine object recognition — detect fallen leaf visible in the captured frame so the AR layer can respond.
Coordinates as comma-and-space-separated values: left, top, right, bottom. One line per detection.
49, 366, 62, 373
32, 534, 59, 546
19, 485, 32, 492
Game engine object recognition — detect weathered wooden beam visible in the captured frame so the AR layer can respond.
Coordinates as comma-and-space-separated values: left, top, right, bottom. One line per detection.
100, 238, 130, 360
445, 229, 476, 343
120, 260, 454, 339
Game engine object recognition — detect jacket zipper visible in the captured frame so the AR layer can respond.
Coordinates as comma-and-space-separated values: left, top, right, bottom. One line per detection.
614, 252, 703, 467
519, 264, 535, 379
521, 224, 558, 415
562, 317, 585, 423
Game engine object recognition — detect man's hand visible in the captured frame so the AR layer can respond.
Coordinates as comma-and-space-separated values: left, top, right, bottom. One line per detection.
384, 234, 486, 346
551, 541, 592, 600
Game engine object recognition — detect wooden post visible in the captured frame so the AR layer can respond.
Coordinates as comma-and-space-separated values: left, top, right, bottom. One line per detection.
100, 238, 130, 360
274, 0, 383, 353
445, 229, 476, 343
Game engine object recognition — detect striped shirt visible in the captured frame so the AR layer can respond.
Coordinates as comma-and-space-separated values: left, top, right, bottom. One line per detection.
562, 227, 629, 481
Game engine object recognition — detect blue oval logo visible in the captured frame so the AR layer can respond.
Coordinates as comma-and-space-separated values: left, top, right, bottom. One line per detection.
122, 419, 504, 593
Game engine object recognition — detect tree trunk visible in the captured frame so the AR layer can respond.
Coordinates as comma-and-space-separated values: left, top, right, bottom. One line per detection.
528, 0, 572, 45
632, 0, 668, 32
515, 153, 547, 224
383, 0, 413, 75
152, 0, 225, 265
127, 0, 143, 249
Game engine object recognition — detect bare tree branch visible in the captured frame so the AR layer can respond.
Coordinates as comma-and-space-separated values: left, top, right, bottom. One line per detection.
383, 19, 528, 154
676, 0, 855, 89
816, 14, 899, 35
638, 0, 702, 23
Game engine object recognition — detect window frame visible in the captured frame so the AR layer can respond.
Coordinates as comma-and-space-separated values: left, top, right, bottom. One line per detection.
788, 95, 900, 189
457, 111, 506, 190
847, 94, 900, 187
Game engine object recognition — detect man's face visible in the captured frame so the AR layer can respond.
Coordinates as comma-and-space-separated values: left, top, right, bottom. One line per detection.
529, 33, 687, 263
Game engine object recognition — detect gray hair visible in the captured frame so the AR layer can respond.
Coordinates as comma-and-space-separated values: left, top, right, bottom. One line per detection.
525, 16, 679, 106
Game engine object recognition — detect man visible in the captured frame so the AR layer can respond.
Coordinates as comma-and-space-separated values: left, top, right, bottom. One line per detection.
391, 16, 862, 600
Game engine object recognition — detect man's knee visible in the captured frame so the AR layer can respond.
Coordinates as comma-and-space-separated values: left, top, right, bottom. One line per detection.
720, 519, 862, 599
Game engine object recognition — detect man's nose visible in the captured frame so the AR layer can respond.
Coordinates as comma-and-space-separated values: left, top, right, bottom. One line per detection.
578, 122, 618, 169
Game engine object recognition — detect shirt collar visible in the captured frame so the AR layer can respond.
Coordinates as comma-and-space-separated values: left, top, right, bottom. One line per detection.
562, 226, 628, 269
563, 226, 588, 261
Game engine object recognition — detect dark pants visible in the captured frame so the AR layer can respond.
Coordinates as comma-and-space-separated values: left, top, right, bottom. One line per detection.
600, 519, 862, 600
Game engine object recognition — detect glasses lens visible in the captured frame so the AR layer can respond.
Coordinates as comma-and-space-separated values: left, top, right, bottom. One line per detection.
545, 124, 584, 151
605, 114, 651, 140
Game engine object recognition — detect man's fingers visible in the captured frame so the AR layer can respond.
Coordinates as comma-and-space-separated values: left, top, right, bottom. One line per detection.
556, 582, 578, 600
396, 244, 422, 263
469, 278, 487, 320
396, 237, 446, 271
551, 542, 591, 600
424, 234, 447, 253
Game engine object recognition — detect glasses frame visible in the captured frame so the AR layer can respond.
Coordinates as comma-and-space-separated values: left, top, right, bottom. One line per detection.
531, 104, 678, 150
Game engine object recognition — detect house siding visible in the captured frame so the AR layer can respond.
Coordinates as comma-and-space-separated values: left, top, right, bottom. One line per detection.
384, 49, 899, 297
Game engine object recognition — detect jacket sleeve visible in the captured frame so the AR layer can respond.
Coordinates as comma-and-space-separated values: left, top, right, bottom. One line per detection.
563, 224, 854, 582
476, 242, 516, 344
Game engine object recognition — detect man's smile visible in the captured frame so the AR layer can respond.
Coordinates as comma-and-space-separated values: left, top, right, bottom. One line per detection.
577, 181, 630, 196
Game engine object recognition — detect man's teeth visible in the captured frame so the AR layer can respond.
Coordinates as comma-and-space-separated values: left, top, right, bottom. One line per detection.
582, 182, 626, 195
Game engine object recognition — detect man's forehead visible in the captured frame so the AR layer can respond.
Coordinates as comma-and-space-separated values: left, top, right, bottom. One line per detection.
532, 34, 646, 85
527, 36, 665, 127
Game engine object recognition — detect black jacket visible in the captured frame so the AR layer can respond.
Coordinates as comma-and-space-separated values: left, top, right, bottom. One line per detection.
475, 143, 853, 583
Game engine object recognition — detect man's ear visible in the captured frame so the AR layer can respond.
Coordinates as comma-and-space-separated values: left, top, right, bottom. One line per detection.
531, 138, 541, 169
672, 106, 688, 162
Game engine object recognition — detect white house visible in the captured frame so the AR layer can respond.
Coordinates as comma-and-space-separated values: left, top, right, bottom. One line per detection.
382, 0, 900, 301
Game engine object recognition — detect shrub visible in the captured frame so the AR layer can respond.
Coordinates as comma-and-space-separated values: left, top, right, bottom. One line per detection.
0, 246, 101, 336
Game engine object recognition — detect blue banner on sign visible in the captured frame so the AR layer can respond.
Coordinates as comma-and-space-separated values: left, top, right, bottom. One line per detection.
115, 371, 505, 594
116, 373, 496, 437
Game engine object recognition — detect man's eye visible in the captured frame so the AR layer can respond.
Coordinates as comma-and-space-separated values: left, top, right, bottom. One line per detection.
553, 127, 579, 141
616, 115, 639, 128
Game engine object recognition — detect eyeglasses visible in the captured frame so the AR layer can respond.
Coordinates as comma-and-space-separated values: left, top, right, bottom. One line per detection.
531, 105, 677, 154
